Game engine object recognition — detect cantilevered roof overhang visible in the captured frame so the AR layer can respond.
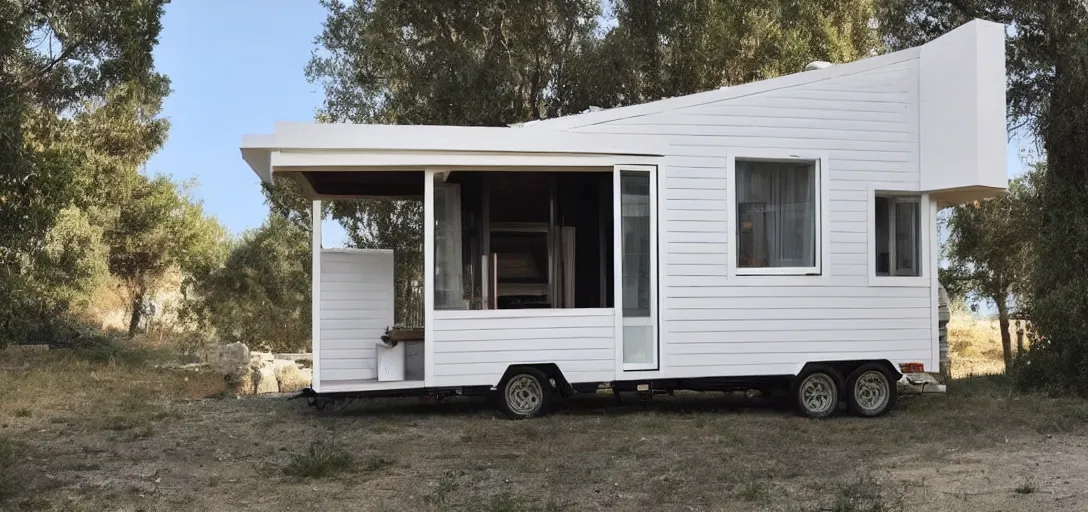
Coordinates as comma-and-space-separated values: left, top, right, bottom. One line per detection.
240, 122, 666, 186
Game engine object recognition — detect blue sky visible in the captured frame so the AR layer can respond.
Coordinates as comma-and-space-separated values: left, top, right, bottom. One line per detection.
148, 2, 1031, 246
147, 1, 327, 238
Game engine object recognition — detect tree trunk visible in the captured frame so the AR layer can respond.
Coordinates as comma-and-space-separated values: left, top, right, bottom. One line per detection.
995, 296, 1013, 372
127, 292, 143, 338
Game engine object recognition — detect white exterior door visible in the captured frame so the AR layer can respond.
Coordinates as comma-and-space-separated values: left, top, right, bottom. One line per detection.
614, 165, 658, 371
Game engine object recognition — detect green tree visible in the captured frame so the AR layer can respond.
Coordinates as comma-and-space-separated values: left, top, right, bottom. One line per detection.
186, 214, 312, 353
306, 0, 603, 125
307, 0, 880, 125
0, 0, 169, 345
0, 0, 169, 257
944, 169, 1039, 370
105, 175, 228, 337
604, 0, 879, 105
11, 206, 110, 344
1027, 6, 1088, 394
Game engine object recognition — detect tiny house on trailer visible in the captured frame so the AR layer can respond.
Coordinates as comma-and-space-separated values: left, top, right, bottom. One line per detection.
239, 19, 1007, 419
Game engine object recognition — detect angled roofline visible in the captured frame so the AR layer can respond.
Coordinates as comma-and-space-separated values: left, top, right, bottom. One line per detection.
521, 43, 937, 131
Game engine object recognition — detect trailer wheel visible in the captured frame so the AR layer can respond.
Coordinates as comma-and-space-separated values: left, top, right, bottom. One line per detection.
845, 363, 897, 417
792, 366, 841, 418
497, 367, 551, 420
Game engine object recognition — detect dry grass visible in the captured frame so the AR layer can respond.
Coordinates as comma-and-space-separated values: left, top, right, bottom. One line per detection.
2, 345, 1088, 511
947, 314, 1020, 378
0, 434, 25, 503
0, 340, 225, 431
282, 440, 358, 478
948, 314, 1004, 359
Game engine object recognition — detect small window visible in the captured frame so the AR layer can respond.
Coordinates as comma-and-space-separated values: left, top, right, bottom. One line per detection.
735, 159, 819, 274
874, 195, 920, 277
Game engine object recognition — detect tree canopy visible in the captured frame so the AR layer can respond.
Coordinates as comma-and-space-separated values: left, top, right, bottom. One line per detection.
185, 214, 311, 353
307, 0, 880, 127
0, 0, 228, 346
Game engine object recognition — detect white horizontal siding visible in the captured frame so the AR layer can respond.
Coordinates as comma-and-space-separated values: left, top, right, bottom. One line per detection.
666, 350, 932, 369
318, 250, 393, 386
572, 57, 934, 378
430, 309, 616, 387
672, 329, 933, 344
667, 309, 929, 321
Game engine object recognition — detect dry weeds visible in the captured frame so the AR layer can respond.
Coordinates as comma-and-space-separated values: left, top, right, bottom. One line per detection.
948, 314, 1018, 378
1, 344, 1087, 511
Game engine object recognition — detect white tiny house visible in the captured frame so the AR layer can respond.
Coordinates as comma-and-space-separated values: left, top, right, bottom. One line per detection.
240, 19, 1007, 418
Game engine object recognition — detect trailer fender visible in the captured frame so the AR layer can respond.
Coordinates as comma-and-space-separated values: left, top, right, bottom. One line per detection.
496, 363, 575, 397
791, 360, 902, 385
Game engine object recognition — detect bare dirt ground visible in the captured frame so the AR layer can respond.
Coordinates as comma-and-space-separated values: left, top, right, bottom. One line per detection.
3, 346, 1088, 512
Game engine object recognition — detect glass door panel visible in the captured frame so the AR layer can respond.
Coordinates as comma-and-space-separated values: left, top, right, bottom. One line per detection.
617, 167, 657, 370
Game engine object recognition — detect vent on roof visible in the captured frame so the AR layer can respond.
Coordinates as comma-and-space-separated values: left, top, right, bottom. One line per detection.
805, 61, 832, 71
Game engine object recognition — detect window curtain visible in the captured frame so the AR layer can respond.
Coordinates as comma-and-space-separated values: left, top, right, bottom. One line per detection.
894, 201, 920, 276
736, 161, 816, 268
433, 183, 464, 309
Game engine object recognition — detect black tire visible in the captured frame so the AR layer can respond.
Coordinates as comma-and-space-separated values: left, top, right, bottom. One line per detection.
497, 367, 552, 420
845, 363, 897, 417
792, 365, 842, 418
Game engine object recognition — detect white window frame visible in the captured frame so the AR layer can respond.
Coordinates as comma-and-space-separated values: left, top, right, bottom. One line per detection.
614, 164, 659, 372
868, 188, 931, 287
726, 151, 829, 279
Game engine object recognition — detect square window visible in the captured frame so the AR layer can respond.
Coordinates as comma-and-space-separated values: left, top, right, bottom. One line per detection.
735, 159, 819, 273
875, 195, 920, 277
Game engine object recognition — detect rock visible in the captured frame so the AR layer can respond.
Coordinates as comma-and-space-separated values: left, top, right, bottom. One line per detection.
211, 342, 249, 372
270, 359, 296, 372
276, 364, 311, 393
251, 351, 274, 365
274, 353, 312, 362
240, 368, 258, 395
211, 343, 251, 391
255, 365, 279, 394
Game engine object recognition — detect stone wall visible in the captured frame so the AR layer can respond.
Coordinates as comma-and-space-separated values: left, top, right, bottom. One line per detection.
208, 342, 312, 395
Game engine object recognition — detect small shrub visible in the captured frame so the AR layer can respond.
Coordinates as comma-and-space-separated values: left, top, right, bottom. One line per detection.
13, 408, 31, 418
825, 476, 903, 512
424, 470, 463, 505
738, 480, 771, 502
283, 441, 356, 478
1014, 480, 1036, 495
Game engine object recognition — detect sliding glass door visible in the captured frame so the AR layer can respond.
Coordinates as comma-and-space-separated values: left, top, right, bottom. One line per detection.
615, 165, 658, 371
